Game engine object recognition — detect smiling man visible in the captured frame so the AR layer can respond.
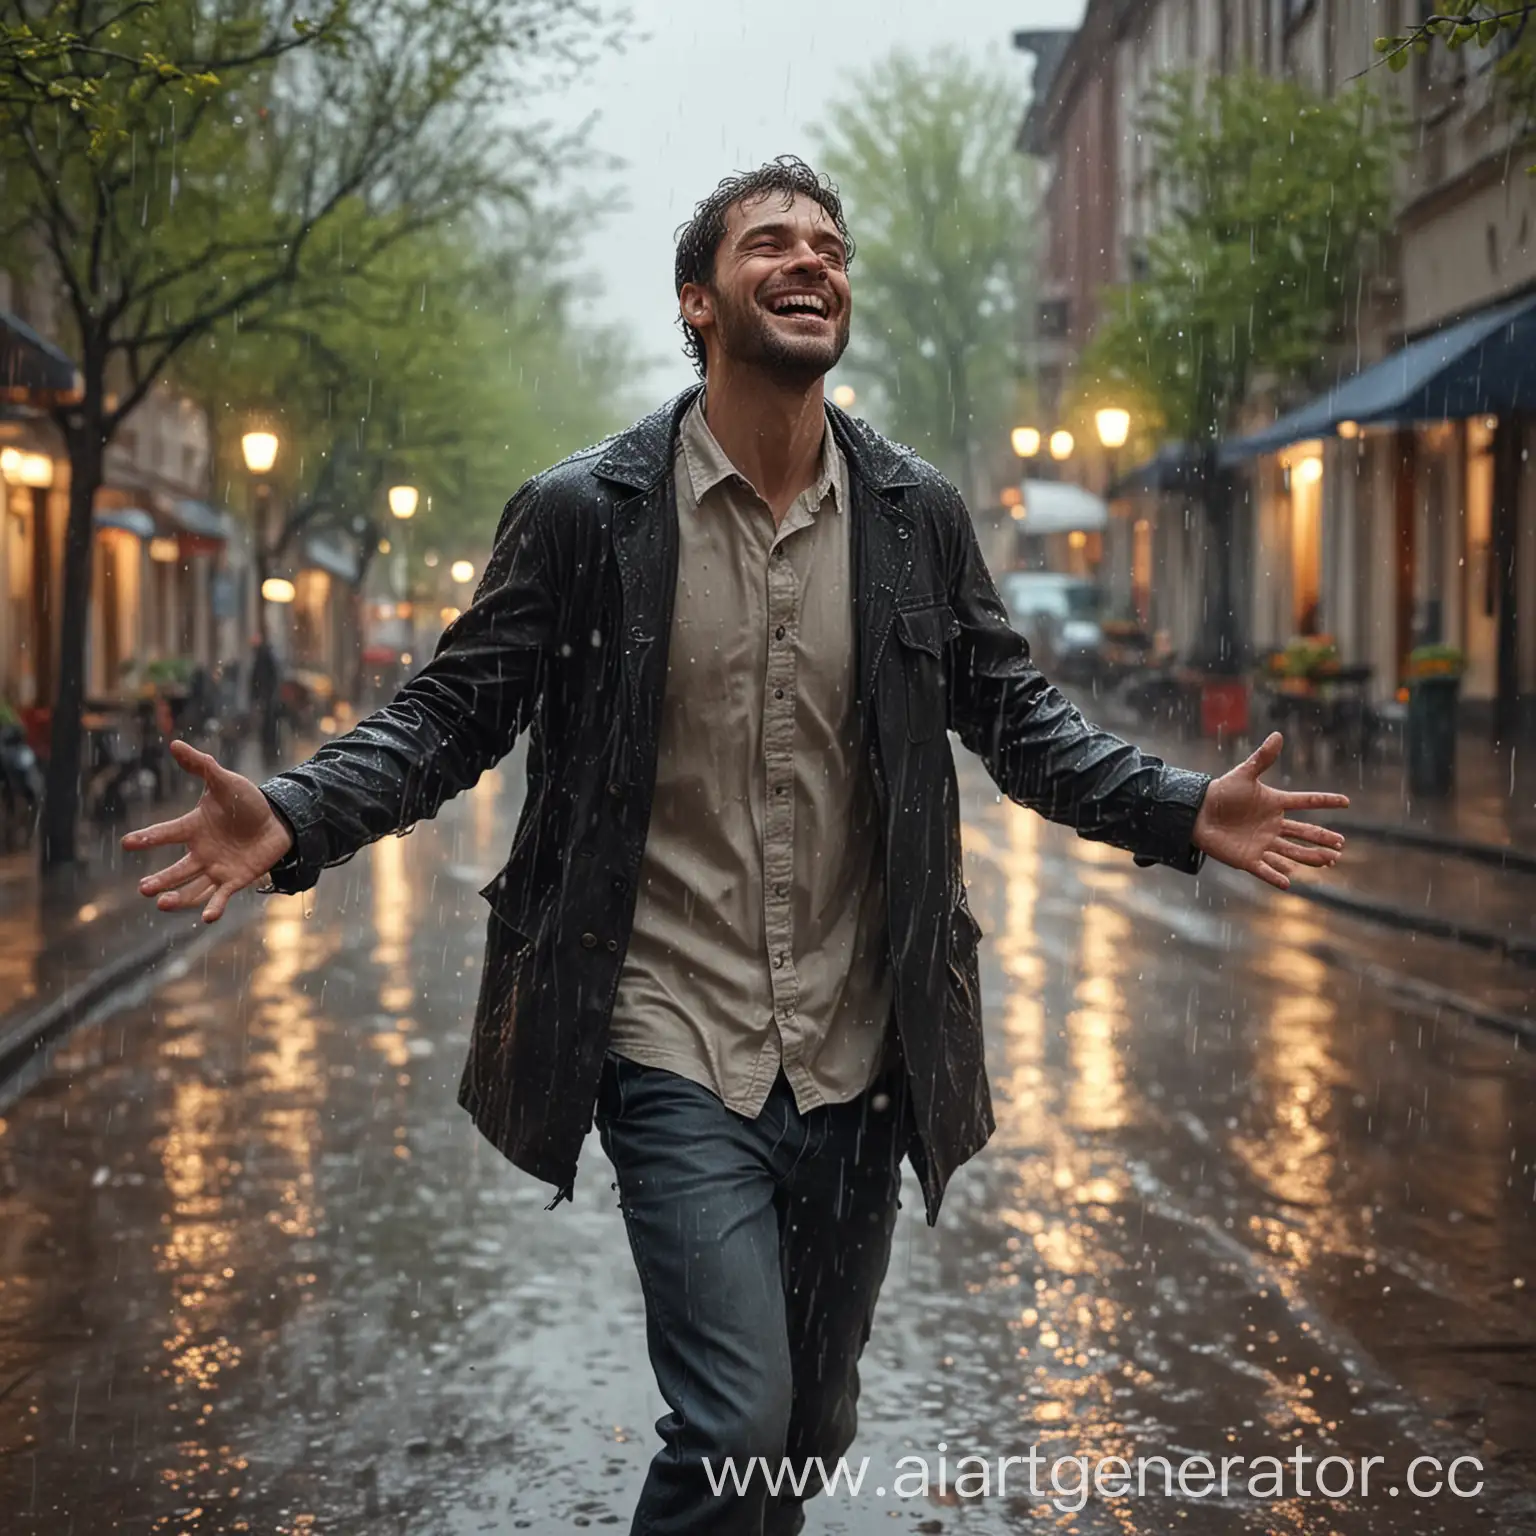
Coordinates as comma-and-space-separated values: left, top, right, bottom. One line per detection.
125, 157, 1349, 1535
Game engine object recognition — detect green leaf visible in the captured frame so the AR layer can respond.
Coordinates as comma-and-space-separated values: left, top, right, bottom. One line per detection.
1387, 48, 1413, 71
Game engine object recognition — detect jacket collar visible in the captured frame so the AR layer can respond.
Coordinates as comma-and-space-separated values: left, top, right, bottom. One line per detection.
593, 383, 922, 495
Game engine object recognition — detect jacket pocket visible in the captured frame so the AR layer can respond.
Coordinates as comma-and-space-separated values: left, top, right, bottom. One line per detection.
893, 603, 960, 743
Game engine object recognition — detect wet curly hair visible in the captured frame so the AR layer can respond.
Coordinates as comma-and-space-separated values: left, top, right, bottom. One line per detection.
673, 155, 855, 378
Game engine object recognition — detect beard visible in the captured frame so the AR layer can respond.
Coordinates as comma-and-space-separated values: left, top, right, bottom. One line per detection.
709, 283, 850, 385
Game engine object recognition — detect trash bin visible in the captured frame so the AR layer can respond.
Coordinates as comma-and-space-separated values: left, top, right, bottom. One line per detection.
1406, 675, 1459, 796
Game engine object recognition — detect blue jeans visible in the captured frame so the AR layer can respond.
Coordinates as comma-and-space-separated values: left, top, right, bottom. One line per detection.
595, 1053, 909, 1536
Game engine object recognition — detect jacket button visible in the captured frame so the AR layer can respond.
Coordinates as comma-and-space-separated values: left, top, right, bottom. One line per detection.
605, 938, 619, 953
897, 526, 910, 540
607, 782, 624, 798
581, 932, 598, 949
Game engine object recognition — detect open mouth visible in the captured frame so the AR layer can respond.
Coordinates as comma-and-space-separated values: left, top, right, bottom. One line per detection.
763, 291, 831, 321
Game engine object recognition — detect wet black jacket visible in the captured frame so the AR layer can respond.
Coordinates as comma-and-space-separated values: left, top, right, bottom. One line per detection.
260, 388, 1211, 1223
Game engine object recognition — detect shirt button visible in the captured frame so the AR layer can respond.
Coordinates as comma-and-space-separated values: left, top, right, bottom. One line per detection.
775, 626, 785, 640
774, 953, 786, 968
775, 884, 786, 897
774, 688, 784, 700
775, 785, 786, 796
580, 932, 598, 949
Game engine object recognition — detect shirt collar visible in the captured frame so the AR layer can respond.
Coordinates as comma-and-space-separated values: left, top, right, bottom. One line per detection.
679, 393, 845, 515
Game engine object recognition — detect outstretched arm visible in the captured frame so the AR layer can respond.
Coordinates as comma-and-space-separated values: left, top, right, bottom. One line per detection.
942, 489, 1347, 882
124, 477, 558, 915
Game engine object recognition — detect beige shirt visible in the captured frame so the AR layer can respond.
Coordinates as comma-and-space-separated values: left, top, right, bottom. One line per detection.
608, 395, 893, 1117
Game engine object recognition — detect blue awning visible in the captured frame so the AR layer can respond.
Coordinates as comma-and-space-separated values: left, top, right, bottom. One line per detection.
1, 310, 82, 403
170, 498, 231, 540
94, 507, 155, 539
1223, 291, 1536, 463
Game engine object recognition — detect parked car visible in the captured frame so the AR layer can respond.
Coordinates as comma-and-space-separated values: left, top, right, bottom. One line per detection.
998, 572, 1105, 682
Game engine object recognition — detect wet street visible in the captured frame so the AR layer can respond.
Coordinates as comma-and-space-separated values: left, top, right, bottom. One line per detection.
2, 747, 1534, 1535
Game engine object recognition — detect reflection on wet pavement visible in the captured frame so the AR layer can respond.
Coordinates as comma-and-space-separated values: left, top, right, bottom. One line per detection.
1, 749, 1533, 1533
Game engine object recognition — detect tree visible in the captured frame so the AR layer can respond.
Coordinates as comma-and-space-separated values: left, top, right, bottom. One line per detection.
178, 200, 638, 622
812, 49, 1031, 504
1075, 70, 1397, 668
1373, 5, 1535, 167
0, 0, 621, 869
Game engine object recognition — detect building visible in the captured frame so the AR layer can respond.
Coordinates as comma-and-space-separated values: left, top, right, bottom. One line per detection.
1016, 1, 1536, 737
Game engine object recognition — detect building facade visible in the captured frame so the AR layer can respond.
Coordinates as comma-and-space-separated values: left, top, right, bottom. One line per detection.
1018, 0, 1536, 735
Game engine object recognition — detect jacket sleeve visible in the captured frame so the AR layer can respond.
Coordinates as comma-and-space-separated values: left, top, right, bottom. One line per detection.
257, 475, 557, 894
941, 484, 1211, 874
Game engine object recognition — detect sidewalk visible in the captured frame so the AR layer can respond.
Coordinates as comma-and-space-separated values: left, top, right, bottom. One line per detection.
1086, 688, 1536, 1032
0, 741, 287, 1094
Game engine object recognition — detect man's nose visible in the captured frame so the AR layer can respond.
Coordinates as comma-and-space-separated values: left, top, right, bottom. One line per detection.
783, 241, 827, 275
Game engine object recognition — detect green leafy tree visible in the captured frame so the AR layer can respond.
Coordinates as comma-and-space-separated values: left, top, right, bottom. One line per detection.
813, 49, 1031, 503
180, 201, 637, 620
1075, 70, 1397, 667
1373, 4, 1536, 166
0, 0, 621, 869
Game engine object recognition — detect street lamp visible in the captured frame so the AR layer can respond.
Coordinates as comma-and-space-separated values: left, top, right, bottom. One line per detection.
831, 384, 857, 409
1048, 429, 1075, 462
450, 559, 475, 585
1095, 408, 1131, 496
1094, 408, 1130, 451
261, 577, 296, 603
388, 484, 419, 520
1011, 426, 1041, 459
241, 430, 279, 475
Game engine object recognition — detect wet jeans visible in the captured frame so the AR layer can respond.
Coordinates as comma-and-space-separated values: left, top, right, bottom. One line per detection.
595, 1053, 909, 1536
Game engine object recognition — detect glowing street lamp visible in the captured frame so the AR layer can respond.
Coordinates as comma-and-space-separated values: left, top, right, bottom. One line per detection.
261, 577, 296, 603
241, 430, 279, 475
1048, 429, 1075, 462
831, 384, 857, 409
388, 483, 419, 520
1011, 426, 1041, 459
1094, 408, 1130, 451
450, 559, 475, 585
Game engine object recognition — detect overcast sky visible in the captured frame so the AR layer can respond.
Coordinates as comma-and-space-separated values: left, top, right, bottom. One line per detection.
547, 0, 1086, 398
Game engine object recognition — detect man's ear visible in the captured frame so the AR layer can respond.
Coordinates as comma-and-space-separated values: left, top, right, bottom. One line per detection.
679, 281, 714, 337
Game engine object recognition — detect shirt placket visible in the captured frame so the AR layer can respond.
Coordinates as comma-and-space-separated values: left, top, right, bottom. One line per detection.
761, 500, 813, 1060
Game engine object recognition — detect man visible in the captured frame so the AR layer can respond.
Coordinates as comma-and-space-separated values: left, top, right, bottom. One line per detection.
125, 157, 1349, 1535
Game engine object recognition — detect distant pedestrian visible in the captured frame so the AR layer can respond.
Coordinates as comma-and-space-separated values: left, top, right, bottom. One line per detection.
124, 156, 1352, 1536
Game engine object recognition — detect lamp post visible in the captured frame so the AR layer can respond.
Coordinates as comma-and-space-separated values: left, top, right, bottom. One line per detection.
1048, 429, 1075, 463
1010, 426, 1041, 461
241, 429, 282, 765
389, 484, 418, 669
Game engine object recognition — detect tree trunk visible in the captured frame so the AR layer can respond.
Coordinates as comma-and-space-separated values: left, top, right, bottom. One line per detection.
40, 421, 106, 870
1190, 447, 1241, 674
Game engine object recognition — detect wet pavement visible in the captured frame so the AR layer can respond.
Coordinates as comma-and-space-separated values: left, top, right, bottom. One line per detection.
2, 743, 1535, 1534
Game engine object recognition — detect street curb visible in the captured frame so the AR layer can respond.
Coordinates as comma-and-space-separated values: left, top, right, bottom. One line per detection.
1284, 879, 1536, 969
0, 914, 227, 1088
1321, 817, 1536, 875
1305, 941, 1536, 1045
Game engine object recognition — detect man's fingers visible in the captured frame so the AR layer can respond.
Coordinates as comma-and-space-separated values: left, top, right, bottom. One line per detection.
1242, 730, 1284, 778
1280, 818, 1345, 850
1252, 855, 1290, 891
168, 737, 231, 788
201, 882, 238, 924
1274, 837, 1339, 868
121, 811, 196, 852
139, 852, 203, 896
157, 875, 215, 913
1278, 789, 1351, 811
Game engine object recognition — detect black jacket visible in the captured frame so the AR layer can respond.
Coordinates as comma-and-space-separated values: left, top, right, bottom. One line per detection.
260, 388, 1211, 1223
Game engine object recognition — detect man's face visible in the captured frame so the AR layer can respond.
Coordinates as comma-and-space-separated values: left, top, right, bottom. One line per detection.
681, 190, 852, 384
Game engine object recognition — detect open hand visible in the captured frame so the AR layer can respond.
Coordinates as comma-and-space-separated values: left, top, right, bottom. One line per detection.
121, 740, 294, 923
1192, 732, 1348, 891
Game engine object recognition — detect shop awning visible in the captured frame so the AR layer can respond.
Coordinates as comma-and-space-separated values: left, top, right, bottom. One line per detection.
1105, 442, 1205, 499
303, 533, 360, 583
1223, 290, 1536, 462
94, 507, 156, 539
1, 311, 82, 404
1017, 478, 1108, 535
170, 498, 232, 541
